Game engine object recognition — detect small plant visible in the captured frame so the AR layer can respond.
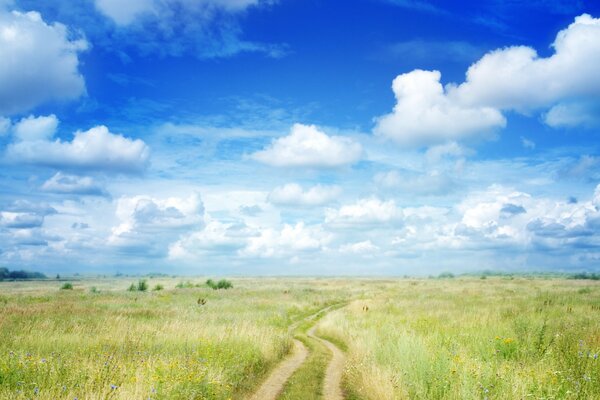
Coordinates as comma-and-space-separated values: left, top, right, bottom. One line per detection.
217, 279, 233, 289
153, 284, 164, 291
137, 279, 148, 292
176, 281, 194, 289
90, 286, 99, 293
206, 278, 233, 290
127, 280, 149, 292
60, 282, 73, 290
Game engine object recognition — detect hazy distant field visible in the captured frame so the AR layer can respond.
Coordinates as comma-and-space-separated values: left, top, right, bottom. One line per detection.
0, 277, 599, 399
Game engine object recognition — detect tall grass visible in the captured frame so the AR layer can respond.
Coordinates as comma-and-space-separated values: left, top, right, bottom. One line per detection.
317, 278, 600, 400
0, 277, 349, 399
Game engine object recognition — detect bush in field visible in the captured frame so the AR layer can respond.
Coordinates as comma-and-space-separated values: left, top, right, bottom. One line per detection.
176, 281, 195, 289
217, 279, 233, 289
90, 286, 99, 293
206, 278, 233, 290
438, 272, 455, 279
128, 280, 149, 291
60, 282, 73, 290
153, 284, 164, 291
137, 279, 148, 292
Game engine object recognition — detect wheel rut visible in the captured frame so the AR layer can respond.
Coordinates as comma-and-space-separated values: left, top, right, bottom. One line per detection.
248, 304, 346, 400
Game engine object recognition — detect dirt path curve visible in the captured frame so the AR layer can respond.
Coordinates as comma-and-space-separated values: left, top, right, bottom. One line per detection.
248, 304, 342, 400
307, 324, 345, 400
248, 339, 308, 400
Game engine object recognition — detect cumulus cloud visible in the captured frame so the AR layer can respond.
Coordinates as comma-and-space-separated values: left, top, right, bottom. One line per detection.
326, 198, 403, 226
7, 120, 150, 173
13, 114, 58, 141
252, 123, 362, 168
268, 183, 341, 207
41, 172, 106, 196
242, 222, 332, 258
109, 193, 204, 254
450, 14, 600, 127
169, 219, 257, 259
375, 14, 600, 146
0, 10, 87, 115
373, 70, 505, 147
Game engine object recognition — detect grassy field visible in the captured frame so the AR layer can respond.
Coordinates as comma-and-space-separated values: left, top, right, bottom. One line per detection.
0, 278, 353, 399
318, 278, 600, 400
0, 277, 599, 399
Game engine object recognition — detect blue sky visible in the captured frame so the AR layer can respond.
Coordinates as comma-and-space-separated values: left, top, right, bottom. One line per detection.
2, 0, 600, 275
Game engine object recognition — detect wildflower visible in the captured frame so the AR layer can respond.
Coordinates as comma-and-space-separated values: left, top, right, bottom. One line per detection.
40, 358, 47, 363
34, 387, 39, 394
110, 384, 118, 390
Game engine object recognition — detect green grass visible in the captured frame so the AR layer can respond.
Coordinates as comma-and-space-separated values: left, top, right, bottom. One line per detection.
279, 335, 329, 400
1, 277, 598, 399
318, 278, 600, 400
0, 277, 350, 399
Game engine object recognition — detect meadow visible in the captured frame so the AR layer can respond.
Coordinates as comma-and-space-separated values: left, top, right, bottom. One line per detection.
0, 276, 598, 399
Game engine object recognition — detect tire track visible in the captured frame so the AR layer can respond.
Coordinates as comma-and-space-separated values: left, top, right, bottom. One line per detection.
307, 324, 345, 400
248, 304, 343, 400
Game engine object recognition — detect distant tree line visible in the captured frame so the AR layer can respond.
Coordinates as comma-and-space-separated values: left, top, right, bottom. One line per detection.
0, 267, 47, 281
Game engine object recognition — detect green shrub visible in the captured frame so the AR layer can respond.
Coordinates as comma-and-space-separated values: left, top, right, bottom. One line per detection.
176, 281, 195, 289
127, 283, 137, 291
206, 279, 217, 289
137, 279, 148, 292
206, 278, 233, 290
217, 279, 233, 289
153, 284, 164, 291
90, 286, 99, 293
60, 282, 73, 290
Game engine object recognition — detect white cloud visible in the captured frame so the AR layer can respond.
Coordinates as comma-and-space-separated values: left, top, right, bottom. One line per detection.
109, 193, 204, 254
13, 114, 58, 141
242, 222, 332, 258
95, 0, 155, 25
425, 141, 472, 162
41, 172, 106, 196
451, 14, 600, 126
0, 211, 44, 229
93, 0, 279, 59
268, 183, 341, 207
520, 136, 536, 149
7, 123, 150, 173
168, 219, 257, 259
252, 123, 362, 168
0, 10, 87, 115
374, 170, 456, 196
373, 70, 505, 147
544, 101, 600, 128
339, 240, 378, 254
326, 198, 402, 226
95, 0, 261, 25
